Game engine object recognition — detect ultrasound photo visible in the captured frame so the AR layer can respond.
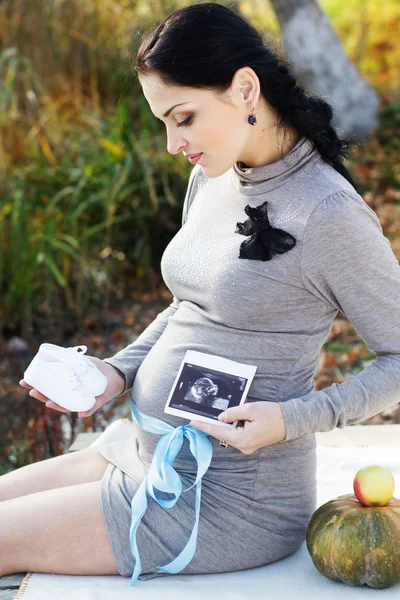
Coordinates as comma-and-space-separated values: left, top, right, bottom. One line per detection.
164, 351, 257, 428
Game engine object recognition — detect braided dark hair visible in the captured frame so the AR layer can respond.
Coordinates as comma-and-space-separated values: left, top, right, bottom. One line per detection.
135, 2, 358, 192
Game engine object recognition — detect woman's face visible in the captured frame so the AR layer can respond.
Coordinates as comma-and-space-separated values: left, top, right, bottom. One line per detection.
139, 71, 265, 178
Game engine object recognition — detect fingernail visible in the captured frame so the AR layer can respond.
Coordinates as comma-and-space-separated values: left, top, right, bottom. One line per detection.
29, 390, 35, 397
218, 412, 226, 421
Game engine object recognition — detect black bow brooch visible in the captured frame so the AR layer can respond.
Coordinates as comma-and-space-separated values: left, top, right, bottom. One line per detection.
235, 201, 296, 261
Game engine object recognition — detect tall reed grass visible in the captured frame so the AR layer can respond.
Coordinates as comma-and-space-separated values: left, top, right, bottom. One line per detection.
0, 0, 191, 339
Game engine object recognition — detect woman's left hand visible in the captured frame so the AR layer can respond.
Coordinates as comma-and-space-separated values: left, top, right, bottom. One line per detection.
190, 401, 286, 454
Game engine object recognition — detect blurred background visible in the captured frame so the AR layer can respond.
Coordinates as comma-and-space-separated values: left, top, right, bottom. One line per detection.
0, 0, 399, 473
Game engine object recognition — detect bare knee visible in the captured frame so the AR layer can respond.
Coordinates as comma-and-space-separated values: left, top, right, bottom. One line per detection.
0, 447, 110, 502
0, 481, 119, 577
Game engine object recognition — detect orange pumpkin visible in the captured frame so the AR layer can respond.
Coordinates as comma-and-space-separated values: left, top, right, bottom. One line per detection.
306, 493, 400, 588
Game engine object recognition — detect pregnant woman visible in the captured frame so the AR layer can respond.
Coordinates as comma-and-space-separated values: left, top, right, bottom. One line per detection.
1, 2, 400, 585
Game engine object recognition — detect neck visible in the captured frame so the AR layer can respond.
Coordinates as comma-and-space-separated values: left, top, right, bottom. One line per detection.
238, 104, 301, 168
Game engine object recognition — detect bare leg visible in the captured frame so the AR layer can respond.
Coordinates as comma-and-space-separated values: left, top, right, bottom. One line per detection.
0, 480, 120, 577
0, 447, 110, 501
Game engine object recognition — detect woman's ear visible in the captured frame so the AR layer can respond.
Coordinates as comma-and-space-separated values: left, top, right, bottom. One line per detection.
231, 66, 260, 109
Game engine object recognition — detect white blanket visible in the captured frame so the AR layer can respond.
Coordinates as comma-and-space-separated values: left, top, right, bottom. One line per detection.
14, 443, 400, 599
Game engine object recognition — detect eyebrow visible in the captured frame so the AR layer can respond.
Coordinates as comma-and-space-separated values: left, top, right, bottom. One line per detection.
162, 102, 189, 118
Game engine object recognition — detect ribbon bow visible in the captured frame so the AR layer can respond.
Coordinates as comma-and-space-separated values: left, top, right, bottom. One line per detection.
128, 396, 213, 586
236, 200, 296, 261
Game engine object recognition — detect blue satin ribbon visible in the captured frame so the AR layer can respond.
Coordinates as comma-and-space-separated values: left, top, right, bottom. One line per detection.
128, 395, 213, 586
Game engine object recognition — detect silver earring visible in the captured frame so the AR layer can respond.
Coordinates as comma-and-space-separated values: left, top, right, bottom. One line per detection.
248, 107, 257, 126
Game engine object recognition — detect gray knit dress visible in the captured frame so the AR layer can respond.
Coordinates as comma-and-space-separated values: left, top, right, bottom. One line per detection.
96, 137, 400, 579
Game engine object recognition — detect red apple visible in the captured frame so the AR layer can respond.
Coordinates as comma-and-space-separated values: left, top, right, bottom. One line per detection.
353, 465, 395, 507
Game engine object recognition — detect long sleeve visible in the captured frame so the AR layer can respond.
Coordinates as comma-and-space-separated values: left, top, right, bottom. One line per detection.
103, 166, 199, 393
280, 190, 400, 441
103, 297, 180, 392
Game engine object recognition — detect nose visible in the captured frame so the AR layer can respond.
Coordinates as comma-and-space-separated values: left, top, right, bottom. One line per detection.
166, 130, 188, 155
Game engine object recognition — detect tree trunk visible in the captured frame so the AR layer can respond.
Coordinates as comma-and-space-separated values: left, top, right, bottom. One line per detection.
269, 0, 380, 142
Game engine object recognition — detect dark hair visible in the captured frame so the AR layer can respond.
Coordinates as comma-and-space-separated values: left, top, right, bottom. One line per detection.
135, 3, 358, 192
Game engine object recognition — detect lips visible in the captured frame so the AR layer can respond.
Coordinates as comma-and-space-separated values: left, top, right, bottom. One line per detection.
186, 152, 203, 165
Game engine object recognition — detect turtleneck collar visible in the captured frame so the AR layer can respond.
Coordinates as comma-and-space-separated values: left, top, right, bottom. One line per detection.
231, 137, 319, 196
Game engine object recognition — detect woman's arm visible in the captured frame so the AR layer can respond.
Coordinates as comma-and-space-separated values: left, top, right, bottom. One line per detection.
103, 165, 201, 393
103, 297, 179, 393
192, 190, 400, 451
280, 189, 400, 441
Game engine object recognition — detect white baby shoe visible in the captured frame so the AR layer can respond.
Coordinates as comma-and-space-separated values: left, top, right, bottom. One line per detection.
24, 344, 108, 412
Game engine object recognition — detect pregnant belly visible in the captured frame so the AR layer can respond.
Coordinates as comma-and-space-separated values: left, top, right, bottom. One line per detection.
130, 304, 314, 476
132, 303, 303, 421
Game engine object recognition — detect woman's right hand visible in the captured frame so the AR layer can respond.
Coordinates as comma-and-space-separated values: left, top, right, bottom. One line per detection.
19, 356, 126, 417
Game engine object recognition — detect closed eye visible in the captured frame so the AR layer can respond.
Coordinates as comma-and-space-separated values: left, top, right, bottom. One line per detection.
177, 114, 194, 128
